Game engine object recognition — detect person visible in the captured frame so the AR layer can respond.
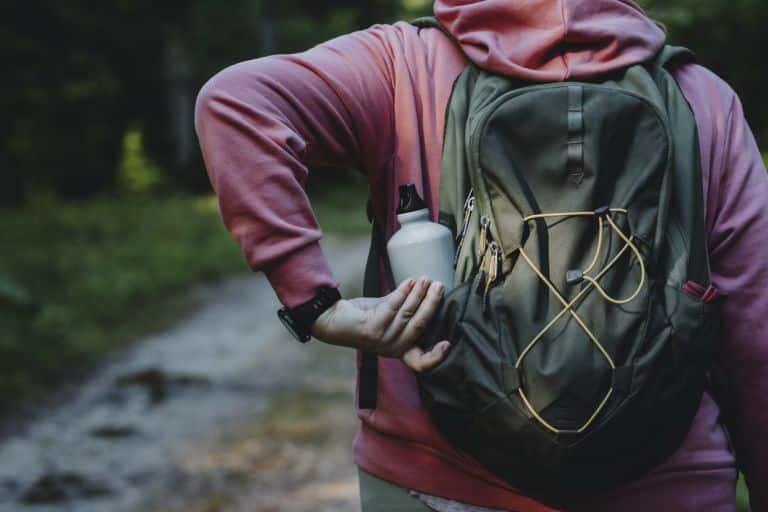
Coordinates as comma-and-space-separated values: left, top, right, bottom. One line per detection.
194, 1, 768, 510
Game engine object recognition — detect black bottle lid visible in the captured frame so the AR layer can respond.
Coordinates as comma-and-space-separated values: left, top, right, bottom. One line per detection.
396, 184, 428, 214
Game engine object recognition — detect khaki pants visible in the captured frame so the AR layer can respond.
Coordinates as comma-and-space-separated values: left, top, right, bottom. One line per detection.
358, 469, 434, 511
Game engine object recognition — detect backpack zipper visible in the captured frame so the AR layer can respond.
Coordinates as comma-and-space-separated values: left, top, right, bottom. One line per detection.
481, 241, 501, 311
457, 192, 502, 310
454, 190, 475, 266
478, 214, 491, 258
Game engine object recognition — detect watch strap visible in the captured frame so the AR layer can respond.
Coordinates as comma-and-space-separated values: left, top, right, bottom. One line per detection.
278, 286, 341, 343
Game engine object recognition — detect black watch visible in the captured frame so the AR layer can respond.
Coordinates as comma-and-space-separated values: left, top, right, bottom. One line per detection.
277, 286, 342, 343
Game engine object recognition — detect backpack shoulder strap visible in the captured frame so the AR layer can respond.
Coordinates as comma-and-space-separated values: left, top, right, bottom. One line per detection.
652, 43, 744, 471
358, 197, 394, 410
410, 16, 468, 60
656, 45, 696, 69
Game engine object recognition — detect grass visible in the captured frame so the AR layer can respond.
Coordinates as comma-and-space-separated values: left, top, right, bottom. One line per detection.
737, 475, 750, 511
0, 179, 369, 414
308, 173, 371, 238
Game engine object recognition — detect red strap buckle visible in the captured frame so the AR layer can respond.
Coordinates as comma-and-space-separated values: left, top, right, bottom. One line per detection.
682, 281, 719, 304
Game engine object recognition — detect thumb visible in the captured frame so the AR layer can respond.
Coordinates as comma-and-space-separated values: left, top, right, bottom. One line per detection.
402, 341, 451, 373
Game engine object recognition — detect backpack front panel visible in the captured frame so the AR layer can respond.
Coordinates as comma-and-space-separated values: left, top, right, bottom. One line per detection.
418, 56, 718, 499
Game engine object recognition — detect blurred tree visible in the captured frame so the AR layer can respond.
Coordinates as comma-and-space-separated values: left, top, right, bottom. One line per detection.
1, 0, 763, 205
142, 0, 267, 192
1, 0, 402, 203
1, 3, 127, 202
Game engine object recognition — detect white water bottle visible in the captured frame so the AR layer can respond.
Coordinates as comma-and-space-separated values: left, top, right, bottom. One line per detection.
387, 184, 455, 292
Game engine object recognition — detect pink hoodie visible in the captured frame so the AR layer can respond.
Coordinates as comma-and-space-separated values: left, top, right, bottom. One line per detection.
195, 1, 768, 509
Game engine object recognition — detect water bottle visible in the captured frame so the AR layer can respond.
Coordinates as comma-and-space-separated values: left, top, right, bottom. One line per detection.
387, 184, 455, 292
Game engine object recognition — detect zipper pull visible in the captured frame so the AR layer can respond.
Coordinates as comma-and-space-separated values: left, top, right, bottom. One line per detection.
489, 242, 500, 286
460, 190, 475, 229
454, 193, 475, 266
476, 248, 489, 298
478, 215, 491, 258
482, 242, 500, 311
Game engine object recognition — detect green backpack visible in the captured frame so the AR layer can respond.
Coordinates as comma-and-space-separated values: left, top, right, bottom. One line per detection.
399, 17, 724, 500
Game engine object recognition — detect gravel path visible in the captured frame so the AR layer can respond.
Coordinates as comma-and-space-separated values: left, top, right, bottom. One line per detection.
0, 237, 368, 512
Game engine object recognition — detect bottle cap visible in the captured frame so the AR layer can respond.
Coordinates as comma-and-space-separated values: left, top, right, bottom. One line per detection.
397, 184, 428, 214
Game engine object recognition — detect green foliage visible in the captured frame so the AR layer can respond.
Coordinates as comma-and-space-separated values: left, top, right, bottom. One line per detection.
307, 170, 370, 238
0, 178, 368, 412
737, 475, 750, 511
117, 130, 164, 195
0, 196, 244, 405
400, 0, 433, 18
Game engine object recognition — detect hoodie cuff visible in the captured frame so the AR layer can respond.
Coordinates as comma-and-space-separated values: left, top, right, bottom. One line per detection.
264, 242, 340, 308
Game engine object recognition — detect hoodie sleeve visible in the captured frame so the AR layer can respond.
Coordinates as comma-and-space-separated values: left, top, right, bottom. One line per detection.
194, 25, 398, 307
677, 65, 768, 508
710, 98, 768, 507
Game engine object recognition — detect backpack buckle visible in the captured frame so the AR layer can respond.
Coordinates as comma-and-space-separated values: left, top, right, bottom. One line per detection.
565, 269, 584, 286
593, 205, 610, 217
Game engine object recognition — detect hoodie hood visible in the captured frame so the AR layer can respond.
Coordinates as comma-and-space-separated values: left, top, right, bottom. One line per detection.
434, 0, 666, 81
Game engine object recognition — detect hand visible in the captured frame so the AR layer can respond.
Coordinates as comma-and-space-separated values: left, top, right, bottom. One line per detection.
310, 276, 452, 373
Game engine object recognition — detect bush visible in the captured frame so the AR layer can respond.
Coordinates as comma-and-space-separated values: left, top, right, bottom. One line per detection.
0, 177, 369, 413
0, 195, 244, 410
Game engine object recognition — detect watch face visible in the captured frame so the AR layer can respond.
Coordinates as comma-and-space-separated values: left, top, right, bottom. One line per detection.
277, 308, 310, 343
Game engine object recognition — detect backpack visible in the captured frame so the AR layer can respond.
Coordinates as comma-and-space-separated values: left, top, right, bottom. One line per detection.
360, 16, 724, 502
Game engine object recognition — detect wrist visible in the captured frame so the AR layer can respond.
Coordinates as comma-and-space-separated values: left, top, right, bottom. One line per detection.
310, 298, 372, 351
310, 299, 340, 338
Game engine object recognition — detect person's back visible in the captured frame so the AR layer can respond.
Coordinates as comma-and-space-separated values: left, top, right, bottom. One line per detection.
195, 1, 768, 510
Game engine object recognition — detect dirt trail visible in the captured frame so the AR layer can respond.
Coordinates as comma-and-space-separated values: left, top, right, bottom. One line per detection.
0, 237, 368, 512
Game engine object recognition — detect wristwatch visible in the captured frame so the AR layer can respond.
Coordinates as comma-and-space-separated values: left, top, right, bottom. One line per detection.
277, 286, 342, 343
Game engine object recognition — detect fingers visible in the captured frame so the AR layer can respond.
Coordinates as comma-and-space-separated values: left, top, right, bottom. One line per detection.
353, 277, 417, 314
402, 341, 451, 373
381, 277, 434, 343
359, 276, 445, 357
384, 278, 417, 312
388, 279, 444, 354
